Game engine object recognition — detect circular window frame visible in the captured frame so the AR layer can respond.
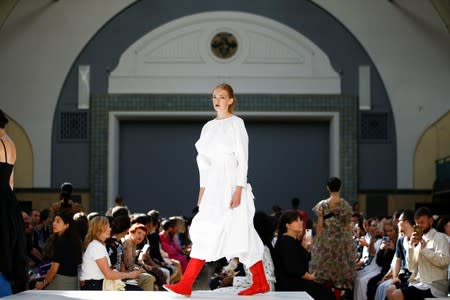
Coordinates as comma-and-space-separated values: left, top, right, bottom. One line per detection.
207, 28, 241, 63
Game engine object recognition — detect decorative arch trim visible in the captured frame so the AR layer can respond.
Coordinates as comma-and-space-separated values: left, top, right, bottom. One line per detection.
109, 11, 341, 94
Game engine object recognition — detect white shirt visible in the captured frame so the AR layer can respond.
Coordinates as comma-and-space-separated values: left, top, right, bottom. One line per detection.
79, 239, 110, 280
408, 228, 450, 297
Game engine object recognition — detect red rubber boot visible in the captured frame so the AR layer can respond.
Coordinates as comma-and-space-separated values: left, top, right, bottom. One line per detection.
238, 260, 270, 296
163, 258, 205, 296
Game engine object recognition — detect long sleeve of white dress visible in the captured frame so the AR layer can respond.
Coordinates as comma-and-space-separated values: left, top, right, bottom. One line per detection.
233, 117, 248, 187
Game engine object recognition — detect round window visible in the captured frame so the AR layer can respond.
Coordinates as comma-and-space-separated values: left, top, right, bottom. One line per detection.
210, 32, 238, 60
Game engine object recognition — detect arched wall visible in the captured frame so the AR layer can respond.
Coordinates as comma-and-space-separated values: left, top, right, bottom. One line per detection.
50, 0, 396, 213
414, 110, 450, 189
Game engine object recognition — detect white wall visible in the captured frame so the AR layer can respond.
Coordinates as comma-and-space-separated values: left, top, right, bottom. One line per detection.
0, 0, 448, 188
0, 0, 135, 187
313, 0, 450, 188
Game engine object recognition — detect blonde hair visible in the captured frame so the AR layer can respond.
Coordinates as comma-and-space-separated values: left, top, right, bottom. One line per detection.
83, 216, 109, 248
213, 83, 236, 113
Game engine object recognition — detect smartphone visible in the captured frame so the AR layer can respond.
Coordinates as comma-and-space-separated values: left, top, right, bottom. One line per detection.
305, 229, 312, 238
413, 225, 423, 237
382, 236, 390, 242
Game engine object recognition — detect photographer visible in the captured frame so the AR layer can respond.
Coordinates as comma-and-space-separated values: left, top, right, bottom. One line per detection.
387, 207, 450, 300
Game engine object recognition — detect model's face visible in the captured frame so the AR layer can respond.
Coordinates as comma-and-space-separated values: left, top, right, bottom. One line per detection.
212, 88, 233, 114
52, 216, 69, 235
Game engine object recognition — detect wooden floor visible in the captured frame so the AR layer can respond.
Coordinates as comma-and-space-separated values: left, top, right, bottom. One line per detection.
3, 290, 313, 300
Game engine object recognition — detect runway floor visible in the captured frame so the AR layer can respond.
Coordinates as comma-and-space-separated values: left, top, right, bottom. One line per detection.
3, 290, 313, 300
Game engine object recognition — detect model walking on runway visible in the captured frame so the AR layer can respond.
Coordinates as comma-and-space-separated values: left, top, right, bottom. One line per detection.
163, 83, 269, 296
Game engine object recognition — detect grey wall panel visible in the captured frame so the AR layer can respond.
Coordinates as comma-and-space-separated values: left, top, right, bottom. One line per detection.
119, 120, 329, 217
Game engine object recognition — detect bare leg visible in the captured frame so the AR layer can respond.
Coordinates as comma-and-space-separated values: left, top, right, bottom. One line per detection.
387, 285, 404, 300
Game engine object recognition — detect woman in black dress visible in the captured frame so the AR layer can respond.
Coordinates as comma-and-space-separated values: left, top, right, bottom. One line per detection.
274, 210, 334, 300
0, 110, 27, 296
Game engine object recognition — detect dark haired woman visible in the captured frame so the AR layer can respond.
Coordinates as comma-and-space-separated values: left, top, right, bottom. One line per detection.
310, 177, 356, 297
163, 84, 269, 296
273, 210, 334, 300
35, 212, 82, 290
105, 215, 143, 291
0, 110, 27, 296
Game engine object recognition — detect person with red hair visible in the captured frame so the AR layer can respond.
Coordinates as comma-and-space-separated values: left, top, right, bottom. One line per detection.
163, 84, 269, 296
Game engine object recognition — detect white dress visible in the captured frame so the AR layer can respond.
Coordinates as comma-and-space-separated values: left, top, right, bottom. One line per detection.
189, 115, 264, 267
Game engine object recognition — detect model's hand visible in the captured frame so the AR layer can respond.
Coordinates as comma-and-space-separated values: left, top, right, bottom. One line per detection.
230, 187, 242, 208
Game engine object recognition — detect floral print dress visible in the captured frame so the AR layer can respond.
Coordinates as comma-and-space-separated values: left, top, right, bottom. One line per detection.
310, 199, 356, 289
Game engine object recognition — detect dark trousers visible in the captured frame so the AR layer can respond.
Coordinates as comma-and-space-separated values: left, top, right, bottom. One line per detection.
80, 279, 103, 290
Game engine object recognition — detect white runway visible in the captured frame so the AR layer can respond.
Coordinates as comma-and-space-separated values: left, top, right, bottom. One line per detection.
3, 290, 313, 300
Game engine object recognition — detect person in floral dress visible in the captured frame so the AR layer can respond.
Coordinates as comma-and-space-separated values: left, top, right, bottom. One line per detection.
310, 177, 356, 293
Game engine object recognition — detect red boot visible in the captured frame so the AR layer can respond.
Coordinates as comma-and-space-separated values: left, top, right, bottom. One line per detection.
238, 260, 270, 296
163, 258, 205, 296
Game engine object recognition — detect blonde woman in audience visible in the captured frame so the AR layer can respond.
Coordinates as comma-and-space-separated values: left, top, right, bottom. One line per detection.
79, 216, 140, 290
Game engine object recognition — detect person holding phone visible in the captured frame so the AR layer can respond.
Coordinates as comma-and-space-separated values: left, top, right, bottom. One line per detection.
387, 207, 450, 300
163, 83, 269, 296
273, 210, 334, 300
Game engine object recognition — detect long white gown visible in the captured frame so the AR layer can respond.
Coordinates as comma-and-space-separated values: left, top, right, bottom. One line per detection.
189, 115, 264, 267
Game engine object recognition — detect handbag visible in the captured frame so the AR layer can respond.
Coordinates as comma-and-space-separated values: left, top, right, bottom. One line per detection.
102, 278, 126, 291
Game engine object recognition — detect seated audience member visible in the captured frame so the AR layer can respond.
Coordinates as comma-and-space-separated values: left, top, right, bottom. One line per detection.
35, 212, 81, 290
354, 219, 367, 263
273, 210, 334, 300
366, 221, 398, 300
354, 218, 384, 300
79, 216, 140, 290
105, 214, 142, 291
387, 207, 450, 300
33, 209, 51, 252
435, 214, 450, 288
173, 216, 192, 256
375, 210, 414, 300
122, 223, 157, 290
73, 212, 89, 243
22, 211, 43, 266
137, 217, 172, 285
159, 218, 188, 272
147, 212, 181, 283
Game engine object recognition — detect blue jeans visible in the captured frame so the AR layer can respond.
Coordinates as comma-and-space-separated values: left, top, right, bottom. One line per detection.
0, 273, 12, 298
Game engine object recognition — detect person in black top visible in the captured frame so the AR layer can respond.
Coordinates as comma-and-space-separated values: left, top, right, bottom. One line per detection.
35, 211, 82, 290
274, 210, 334, 300
0, 110, 27, 296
